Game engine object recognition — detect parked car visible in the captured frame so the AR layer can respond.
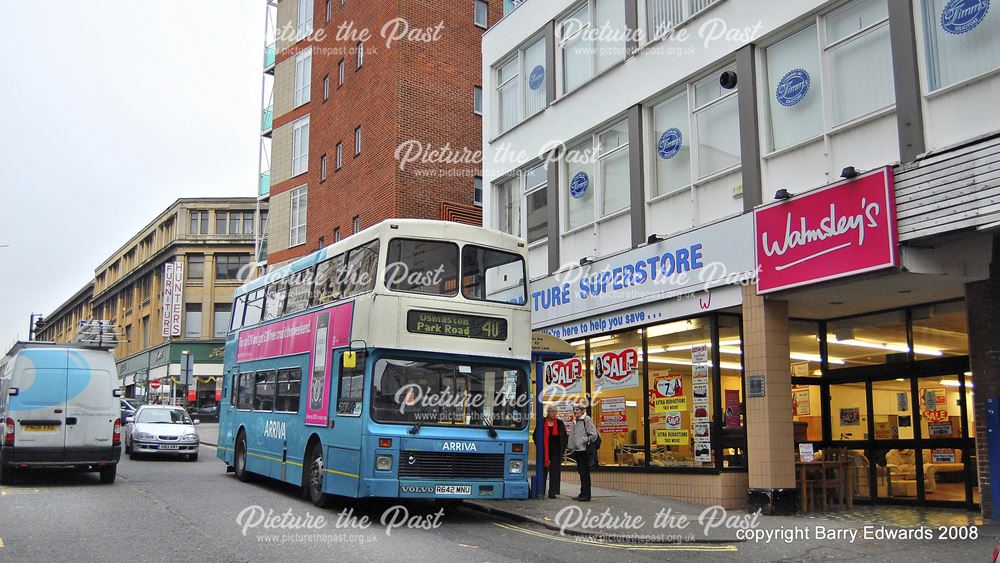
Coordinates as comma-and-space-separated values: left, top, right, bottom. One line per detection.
191, 403, 218, 421
0, 342, 121, 485
124, 405, 200, 461
120, 398, 141, 423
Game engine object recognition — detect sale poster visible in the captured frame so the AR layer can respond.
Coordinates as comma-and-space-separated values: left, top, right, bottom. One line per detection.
593, 348, 640, 390
652, 375, 687, 413
598, 396, 628, 433
840, 407, 860, 426
656, 429, 689, 446
928, 421, 953, 436
691, 344, 709, 363
692, 383, 709, 406
793, 389, 810, 416
694, 441, 712, 462
724, 390, 741, 428
543, 357, 584, 396
932, 449, 956, 463
665, 411, 682, 430
693, 422, 710, 440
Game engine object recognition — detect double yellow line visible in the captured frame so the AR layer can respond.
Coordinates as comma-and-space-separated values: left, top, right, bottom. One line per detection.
492, 522, 738, 552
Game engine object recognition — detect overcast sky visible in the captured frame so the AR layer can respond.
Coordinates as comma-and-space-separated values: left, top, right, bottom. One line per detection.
0, 1, 265, 350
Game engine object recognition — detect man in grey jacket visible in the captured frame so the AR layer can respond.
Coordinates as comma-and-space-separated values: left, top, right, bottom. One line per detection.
567, 403, 598, 502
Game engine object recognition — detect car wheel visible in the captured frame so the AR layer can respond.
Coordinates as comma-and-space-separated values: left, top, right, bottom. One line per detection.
305, 443, 333, 509
99, 464, 117, 484
125, 438, 132, 455
189, 453, 199, 462
0, 450, 14, 486
234, 432, 252, 482
129, 449, 140, 461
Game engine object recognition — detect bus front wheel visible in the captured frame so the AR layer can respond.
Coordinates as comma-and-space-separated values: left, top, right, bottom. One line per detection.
234, 432, 252, 482
306, 443, 334, 509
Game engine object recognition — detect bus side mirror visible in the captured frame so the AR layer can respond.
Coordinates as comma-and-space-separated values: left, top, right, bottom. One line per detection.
343, 351, 357, 369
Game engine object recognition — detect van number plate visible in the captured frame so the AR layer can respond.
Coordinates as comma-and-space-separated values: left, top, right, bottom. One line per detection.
435, 485, 471, 495
23, 425, 57, 432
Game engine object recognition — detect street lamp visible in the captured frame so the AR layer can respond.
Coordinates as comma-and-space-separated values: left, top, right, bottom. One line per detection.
29, 313, 44, 341
181, 350, 193, 408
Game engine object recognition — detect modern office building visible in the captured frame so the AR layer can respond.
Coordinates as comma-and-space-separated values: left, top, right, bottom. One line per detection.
257, 0, 501, 267
35, 198, 264, 407
484, 0, 1000, 515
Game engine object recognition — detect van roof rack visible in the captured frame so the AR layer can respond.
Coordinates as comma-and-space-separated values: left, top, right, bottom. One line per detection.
70, 320, 123, 350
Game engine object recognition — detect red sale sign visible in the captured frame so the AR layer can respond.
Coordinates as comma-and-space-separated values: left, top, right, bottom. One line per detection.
754, 166, 899, 294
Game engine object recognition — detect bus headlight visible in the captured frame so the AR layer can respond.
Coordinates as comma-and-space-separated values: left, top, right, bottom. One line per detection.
509, 459, 523, 474
376, 455, 393, 471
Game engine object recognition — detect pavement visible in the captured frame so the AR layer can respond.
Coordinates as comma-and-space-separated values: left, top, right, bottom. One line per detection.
198, 421, 219, 447
185, 423, 1000, 559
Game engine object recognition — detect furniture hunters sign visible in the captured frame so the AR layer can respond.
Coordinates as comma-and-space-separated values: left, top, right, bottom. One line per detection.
161, 261, 184, 337
754, 166, 899, 294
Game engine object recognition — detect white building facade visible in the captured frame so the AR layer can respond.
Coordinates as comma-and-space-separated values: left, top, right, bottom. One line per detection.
484, 0, 1000, 515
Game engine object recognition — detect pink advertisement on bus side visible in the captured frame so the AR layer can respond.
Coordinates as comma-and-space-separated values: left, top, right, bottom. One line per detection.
236, 302, 354, 426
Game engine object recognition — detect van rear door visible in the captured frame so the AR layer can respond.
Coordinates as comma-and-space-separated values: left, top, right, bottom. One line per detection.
12, 367, 69, 452
64, 363, 117, 451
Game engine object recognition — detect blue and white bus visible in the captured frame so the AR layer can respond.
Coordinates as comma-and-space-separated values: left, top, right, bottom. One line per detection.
217, 219, 531, 506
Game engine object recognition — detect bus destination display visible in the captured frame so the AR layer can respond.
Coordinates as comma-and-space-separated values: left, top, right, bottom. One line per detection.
406, 310, 507, 341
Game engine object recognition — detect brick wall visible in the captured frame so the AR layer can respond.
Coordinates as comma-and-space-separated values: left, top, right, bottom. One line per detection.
267, 0, 494, 264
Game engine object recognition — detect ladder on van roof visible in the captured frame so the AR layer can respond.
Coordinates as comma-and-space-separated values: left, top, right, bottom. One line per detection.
70, 320, 123, 350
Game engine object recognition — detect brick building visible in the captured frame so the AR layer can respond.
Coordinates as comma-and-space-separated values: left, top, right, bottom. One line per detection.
259, 0, 499, 266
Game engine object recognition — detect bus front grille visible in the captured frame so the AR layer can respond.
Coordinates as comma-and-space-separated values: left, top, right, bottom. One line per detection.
398, 451, 505, 480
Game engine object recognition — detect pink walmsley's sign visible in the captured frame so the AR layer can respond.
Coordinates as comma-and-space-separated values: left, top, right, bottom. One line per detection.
754, 166, 899, 294
237, 302, 354, 425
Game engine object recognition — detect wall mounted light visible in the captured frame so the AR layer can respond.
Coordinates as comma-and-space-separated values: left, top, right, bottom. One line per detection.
840, 166, 859, 179
719, 70, 738, 90
647, 234, 665, 244
579, 256, 596, 266
774, 189, 793, 200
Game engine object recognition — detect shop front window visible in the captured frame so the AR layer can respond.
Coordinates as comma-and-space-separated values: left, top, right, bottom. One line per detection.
830, 381, 868, 440
827, 310, 909, 370
920, 447, 977, 504
912, 301, 968, 357
537, 340, 589, 466
590, 330, 645, 467
870, 378, 913, 440
917, 375, 964, 440
792, 385, 823, 442
717, 316, 746, 468
790, 320, 823, 377
646, 318, 713, 468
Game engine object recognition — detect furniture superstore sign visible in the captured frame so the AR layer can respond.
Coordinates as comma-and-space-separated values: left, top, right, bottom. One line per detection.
531, 215, 754, 339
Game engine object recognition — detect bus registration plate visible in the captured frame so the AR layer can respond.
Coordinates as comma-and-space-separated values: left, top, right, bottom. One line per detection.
435, 485, 471, 495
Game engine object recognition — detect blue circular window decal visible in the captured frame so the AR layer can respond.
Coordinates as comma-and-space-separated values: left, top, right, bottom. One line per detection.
775, 68, 811, 107
569, 172, 590, 199
657, 128, 683, 160
528, 65, 545, 91
941, 0, 990, 34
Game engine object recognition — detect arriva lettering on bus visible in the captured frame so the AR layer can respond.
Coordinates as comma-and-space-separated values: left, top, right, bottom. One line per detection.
264, 420, 286, 440
441, 442, 477, 452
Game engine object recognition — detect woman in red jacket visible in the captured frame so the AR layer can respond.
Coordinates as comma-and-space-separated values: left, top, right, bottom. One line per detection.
536, 407, 568, 498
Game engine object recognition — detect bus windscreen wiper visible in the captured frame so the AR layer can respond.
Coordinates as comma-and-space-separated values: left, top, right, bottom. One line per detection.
484, 416, 498, 438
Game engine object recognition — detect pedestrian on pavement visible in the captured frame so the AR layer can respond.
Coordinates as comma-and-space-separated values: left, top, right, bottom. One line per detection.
567, 403, 598, 502
535, 406, 567, 499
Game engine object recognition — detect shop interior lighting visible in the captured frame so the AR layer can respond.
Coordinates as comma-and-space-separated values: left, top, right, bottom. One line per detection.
826, 337, 942, 357
645, 320, 695, 338
939, 379, 969, 388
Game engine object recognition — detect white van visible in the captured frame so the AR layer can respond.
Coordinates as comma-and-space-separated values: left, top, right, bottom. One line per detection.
0, 340, 122, 484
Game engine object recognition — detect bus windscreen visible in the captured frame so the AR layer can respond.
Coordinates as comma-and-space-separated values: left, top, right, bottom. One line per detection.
370, 359, 528, 429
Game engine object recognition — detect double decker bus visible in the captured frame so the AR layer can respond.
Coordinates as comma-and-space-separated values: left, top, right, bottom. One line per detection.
217, 219, 531, 506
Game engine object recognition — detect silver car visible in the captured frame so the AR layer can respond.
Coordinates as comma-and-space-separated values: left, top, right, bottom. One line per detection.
124, 405, 200, 461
